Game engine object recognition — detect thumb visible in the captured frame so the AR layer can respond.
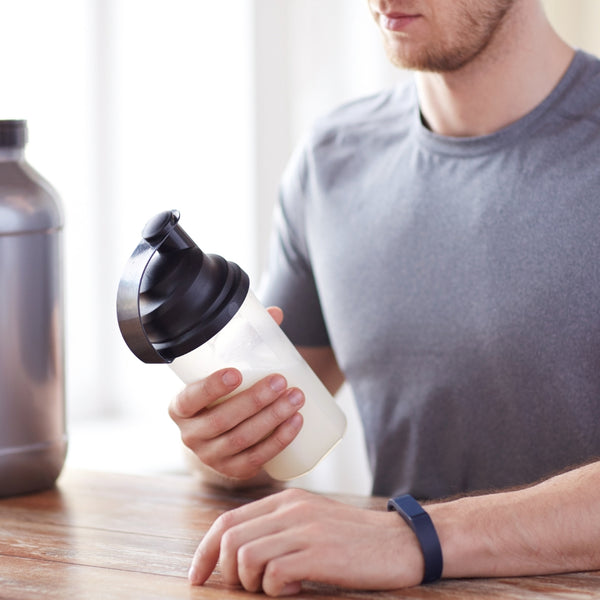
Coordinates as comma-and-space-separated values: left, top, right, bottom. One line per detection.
267, 306, 284, 326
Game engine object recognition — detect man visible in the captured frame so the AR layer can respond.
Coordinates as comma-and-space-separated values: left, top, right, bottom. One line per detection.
169, 0, 600, 595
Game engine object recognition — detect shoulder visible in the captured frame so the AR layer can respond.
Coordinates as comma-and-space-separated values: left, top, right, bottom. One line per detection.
555, 50, 600, 122
305, 78, 416, 156
280, 79, 416, 194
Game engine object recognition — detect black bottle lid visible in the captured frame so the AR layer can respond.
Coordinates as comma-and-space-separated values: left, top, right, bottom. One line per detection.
116, 210, 249, 363
0, 120, 27, 148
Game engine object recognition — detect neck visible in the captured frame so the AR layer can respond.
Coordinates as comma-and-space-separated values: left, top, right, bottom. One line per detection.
416, 1, 575, 137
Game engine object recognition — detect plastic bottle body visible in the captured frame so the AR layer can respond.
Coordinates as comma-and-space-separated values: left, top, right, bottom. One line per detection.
0, 137, 67, 497
169, 290, 347, 480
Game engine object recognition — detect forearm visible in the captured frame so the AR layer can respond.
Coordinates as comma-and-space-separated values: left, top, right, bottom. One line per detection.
429, 461, 600, 579
298, 346, 345, 396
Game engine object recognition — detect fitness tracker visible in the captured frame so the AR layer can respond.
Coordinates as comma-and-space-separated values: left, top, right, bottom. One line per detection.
387, 494, 443, 584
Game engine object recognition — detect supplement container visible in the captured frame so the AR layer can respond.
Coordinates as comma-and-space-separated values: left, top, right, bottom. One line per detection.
0, 120, 67, 496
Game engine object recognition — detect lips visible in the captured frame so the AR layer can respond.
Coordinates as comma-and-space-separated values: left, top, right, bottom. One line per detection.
379, 12, 421, 32
370, 2, 422, 32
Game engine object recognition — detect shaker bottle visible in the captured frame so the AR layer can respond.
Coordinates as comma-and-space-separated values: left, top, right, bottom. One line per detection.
116, 210, 346, 480
0, 119, 67, 496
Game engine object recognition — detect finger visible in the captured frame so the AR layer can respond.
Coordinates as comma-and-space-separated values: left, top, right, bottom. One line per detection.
189, 507, 243, 586
207, 389, 304, 463
237, 534, 303, 593
188, 495, 279, 586
188, 374, 289, 442
260, 533, 345, 596
219, 413, 303, 479
267, 306, 284, 326
177, 392, 302, 480
170, 368, 241, 419
188, 488, 314, 587
262, 551, 309, 597
193, 489, 310, 589
235, 517, 317, 594
221, 517, 292, 588
188, 536, 220, 586
275, 581, 303, 597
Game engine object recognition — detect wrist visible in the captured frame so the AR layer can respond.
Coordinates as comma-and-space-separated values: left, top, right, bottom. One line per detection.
387, 495, 443, 583
426, 492, 512, 579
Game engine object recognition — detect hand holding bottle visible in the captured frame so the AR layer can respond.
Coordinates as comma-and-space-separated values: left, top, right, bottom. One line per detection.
169, 366, 305, 481
168, 308, 308, 481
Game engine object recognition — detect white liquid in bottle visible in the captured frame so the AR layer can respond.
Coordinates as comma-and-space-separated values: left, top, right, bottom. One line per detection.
169, 291, 347, 480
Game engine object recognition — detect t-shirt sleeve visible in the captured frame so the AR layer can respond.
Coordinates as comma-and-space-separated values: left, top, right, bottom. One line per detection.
257, 140, 331, 347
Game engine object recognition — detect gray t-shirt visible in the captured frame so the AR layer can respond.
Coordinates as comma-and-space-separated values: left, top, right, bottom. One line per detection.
260, 50, 600, 500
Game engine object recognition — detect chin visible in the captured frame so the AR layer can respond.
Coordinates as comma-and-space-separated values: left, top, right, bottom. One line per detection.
383, 39, 425, 71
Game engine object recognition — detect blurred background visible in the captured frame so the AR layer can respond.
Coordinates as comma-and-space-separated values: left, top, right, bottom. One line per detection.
1, 0, 598, 494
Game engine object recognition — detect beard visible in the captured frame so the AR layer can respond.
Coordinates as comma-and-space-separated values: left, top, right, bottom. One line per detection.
381, 0, 517, 73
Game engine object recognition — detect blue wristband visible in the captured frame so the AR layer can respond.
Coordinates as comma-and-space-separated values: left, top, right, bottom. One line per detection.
387, 494, 443, 584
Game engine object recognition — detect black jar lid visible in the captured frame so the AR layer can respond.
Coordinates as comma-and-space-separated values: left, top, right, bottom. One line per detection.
0, 120, 27, 148
116, 210, 250, 363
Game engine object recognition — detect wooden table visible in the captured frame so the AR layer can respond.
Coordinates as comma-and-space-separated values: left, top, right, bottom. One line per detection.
0, 470, 598, 599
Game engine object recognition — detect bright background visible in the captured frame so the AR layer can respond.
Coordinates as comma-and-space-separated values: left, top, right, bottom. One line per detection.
0, 0, 598, 494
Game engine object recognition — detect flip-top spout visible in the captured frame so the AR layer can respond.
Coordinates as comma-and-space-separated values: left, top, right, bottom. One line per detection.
116, 210, 249, 364
141, 209, 196, 253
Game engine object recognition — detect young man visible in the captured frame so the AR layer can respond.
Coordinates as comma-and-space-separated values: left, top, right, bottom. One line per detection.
169, 0, 600, 595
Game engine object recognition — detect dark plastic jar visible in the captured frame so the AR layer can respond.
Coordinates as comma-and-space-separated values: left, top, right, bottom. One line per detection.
0, 120, 67, 496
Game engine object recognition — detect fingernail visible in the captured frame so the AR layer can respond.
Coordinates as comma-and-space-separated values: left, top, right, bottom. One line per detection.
269, 375, 286, 392
280, 582, 303, 596
288, 389, 304, 406
222, 370, 240, 387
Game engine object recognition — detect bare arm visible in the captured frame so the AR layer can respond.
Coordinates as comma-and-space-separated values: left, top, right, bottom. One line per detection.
432, 459, 600, 578
297, 345, 345, 397
269, 307, 345, 396
188, 460, 600, 595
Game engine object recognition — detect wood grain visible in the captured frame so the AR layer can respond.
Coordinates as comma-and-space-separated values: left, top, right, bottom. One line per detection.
0, 470, 598, 599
